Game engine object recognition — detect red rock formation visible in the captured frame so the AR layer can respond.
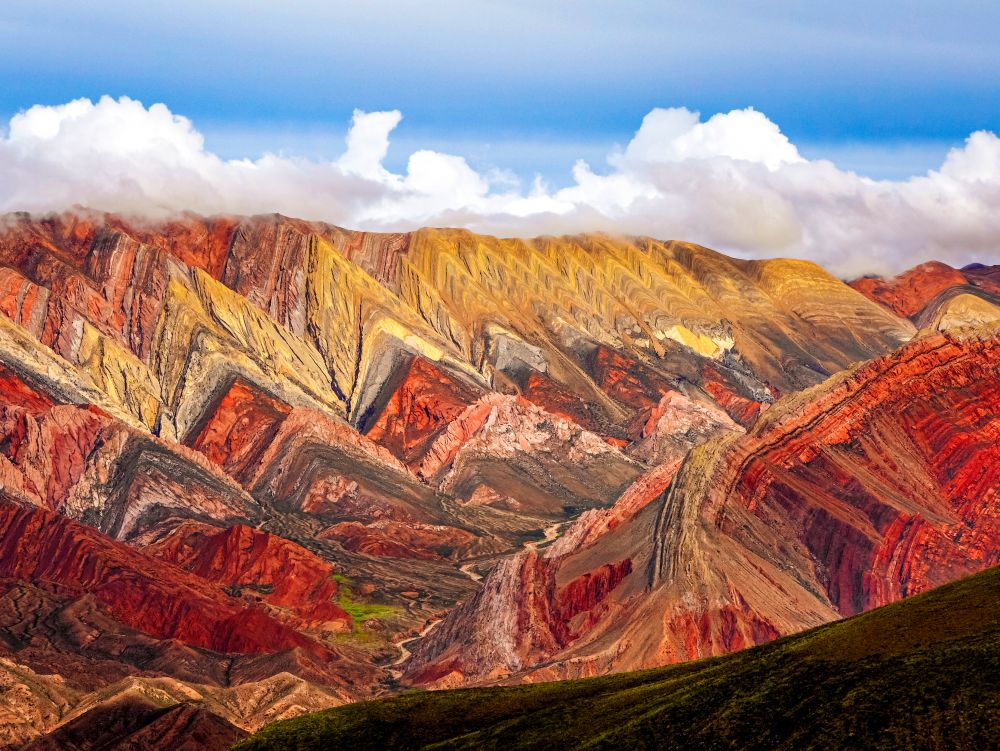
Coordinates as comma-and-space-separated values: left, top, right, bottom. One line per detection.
319, 520, 475, 561
589, 345, 674, 413
553, 559, 632, 637
126, 214, 239, 279
0, 503, 326, 657
406, 327, 1000, 685
0, 364, 55, 412
0, 403, 109, 509
247, 407, 439, 523
0, 212, 103, 272
405, 548, 634, 688
0, 209, 991, 741
188, 380, 291, 483
334, 230, 411, 288
850, 261, 974, 318
363, 357, 481, 464
0, 397, 255, 538
700, 363, 769, 426
627, 389, 742, 466
546, 460, 682, 559
147, 522, 350, 629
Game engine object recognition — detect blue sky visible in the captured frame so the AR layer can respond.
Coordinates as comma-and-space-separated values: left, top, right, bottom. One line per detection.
2, 1, 999, 275
3, 0, 998, 182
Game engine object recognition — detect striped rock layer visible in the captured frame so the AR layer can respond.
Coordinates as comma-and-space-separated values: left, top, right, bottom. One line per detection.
0, 209, 994, 746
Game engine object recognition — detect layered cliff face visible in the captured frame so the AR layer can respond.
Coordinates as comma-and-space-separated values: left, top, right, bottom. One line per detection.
405, 326, 1000, 686
0, 209, 914, 560
0, 208, 988, 745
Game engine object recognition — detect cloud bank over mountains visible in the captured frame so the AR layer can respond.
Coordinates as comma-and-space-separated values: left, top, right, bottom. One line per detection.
2, 95, 998, 276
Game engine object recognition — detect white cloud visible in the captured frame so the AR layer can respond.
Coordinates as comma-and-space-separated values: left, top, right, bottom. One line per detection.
613, 107, 802, 170
1, 95, 999, 277
336, 109, 401, 179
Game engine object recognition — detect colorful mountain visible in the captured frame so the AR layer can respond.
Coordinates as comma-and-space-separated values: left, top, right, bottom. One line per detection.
0, 209, 994, 747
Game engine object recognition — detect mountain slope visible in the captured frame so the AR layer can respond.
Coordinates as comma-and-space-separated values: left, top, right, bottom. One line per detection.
1, 209, 993, 746
0, 210, 917, 641
405, 325, 1000, 685
234, 564, 1000, 751
850, 260, 1000, 325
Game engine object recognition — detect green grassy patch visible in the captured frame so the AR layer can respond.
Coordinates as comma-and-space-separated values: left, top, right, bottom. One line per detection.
332, 575, 399, 635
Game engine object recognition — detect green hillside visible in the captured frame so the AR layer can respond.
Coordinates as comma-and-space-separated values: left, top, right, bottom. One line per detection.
234, 566, 1000, 751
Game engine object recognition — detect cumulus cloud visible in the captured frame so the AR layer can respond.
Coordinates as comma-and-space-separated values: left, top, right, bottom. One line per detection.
1, 95, 999, 276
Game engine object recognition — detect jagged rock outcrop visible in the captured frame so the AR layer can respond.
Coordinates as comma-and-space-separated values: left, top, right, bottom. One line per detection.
625, 388, 742, 466
186, 379, 292, 483
417, 394, 643, 517
0, 391, 257, 540
362, 356, 485, 464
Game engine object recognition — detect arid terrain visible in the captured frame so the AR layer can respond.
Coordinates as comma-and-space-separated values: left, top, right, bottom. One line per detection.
0, 209, 996, 748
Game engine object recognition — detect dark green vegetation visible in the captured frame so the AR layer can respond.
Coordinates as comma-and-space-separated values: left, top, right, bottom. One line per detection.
234, 566, 1000, 751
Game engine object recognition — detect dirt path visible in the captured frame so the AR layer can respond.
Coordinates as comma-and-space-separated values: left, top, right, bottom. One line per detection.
457, 521, 568, 582
522, 521, 565, 552
389, 619, 441, 679
458, 562, 483, 581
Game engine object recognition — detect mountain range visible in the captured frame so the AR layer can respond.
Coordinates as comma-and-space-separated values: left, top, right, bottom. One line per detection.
0, 209, 996, 748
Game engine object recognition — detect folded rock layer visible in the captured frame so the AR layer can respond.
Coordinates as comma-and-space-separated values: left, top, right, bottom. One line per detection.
406, 327, 1000, 685
0, 209, 995, 746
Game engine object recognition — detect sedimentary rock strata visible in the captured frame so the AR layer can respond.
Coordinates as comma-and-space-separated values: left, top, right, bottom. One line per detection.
406, 327, 1000, 685
851, 260, 1000, 322
0, 208, 994, 745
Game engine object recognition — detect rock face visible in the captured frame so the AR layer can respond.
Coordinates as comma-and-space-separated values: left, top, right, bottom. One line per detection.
362, 357, 484, 464
0, 503, 339, 658
405, 327, 1000, 685
147, 522, 351, 629
417, 394, 644, 517
0, 208, 993, 746
187, 379, 292, 483
850, 261, 971, 318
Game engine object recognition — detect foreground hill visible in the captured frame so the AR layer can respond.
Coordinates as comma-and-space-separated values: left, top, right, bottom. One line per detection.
235, 564, 1000, 751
